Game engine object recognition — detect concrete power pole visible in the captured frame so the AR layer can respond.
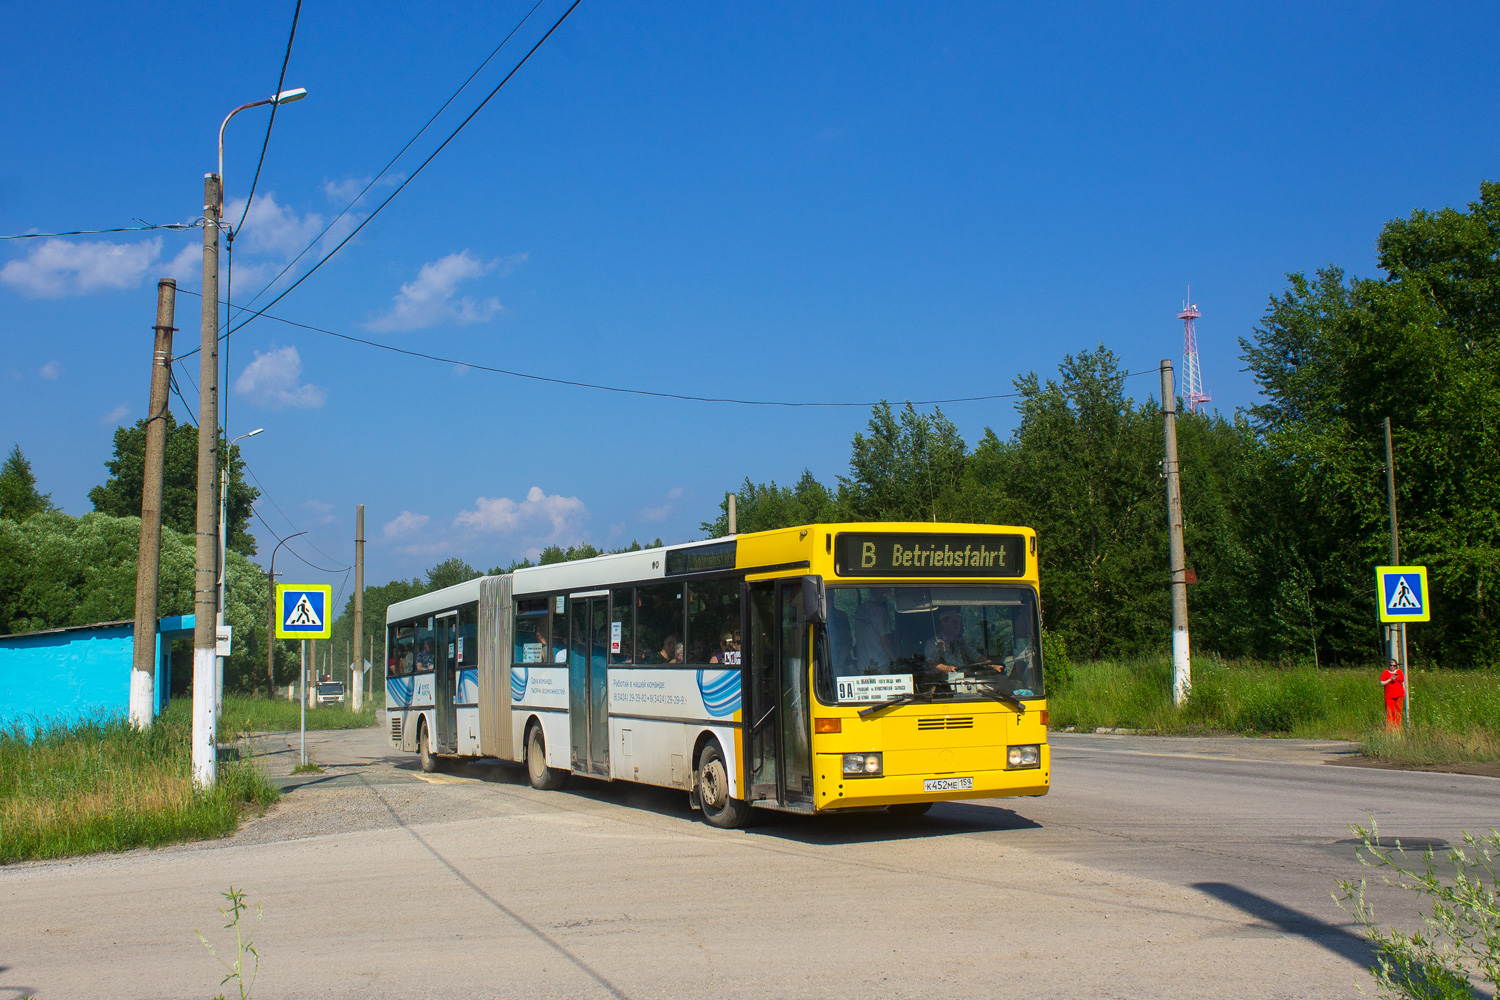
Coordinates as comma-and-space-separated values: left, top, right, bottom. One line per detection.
129, 278, 177, 729
727, 494, 736, 535
192, 175, 222, 789
1384, 417, 1408, 726
1160, 361, 1191, 706
352, 504, 365, 711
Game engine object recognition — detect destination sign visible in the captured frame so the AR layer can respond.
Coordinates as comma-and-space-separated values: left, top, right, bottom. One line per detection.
834, 532, 1025, 578
665, 540, 737, 576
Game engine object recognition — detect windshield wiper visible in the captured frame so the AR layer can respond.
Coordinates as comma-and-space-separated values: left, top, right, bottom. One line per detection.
968, 688, 1026, 713
858, 690, 936, 718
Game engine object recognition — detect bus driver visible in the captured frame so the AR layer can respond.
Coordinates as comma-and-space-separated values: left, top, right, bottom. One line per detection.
924, 607, 991, 672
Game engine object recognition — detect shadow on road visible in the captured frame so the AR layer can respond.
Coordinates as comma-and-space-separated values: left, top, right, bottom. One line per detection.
748, 801, 1041, 845
1192, 881, 1375, 969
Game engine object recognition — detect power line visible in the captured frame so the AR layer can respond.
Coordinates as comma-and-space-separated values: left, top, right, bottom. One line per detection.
178, 289, 1156, 407
0, 221, 199, 240
226, 0, 582, 339
169, 371, 198, 427
251, 506, 350, 574
236, 0, 304, 235
241, 463, 351, 569
242, 0, 548, 310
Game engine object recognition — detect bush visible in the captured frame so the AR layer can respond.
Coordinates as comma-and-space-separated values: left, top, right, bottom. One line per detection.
1041, 629, 1073, 693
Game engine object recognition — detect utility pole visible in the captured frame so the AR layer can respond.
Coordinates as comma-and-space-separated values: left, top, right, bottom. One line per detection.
352, 504, 365, 711
192, 175, 222, 790
266, 569, 278, 693
130, 279, 177, 729
727, 494, 736, 535
1385, 417, 1408, 727
307, 636, 318, 708
1160, 361, 1191, 706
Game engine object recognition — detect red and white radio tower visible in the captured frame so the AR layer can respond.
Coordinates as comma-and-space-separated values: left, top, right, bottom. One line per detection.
1178, 299, 1210, 413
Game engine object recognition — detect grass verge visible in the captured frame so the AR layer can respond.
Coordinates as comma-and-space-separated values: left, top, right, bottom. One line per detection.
215, 694, 378, 737
1046, 656, 1500, 763
0, 710, 279, 866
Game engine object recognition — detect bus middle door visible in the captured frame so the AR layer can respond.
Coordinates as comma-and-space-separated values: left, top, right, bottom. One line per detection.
434, 610, 458, 754
568, 592, 610, 777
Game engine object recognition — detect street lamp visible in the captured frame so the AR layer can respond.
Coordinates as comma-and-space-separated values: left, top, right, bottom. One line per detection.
216, 428, 263, 713
219, 88, 309, 213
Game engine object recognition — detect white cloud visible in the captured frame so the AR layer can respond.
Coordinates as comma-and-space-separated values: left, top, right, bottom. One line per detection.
639, 486, 685, 523
223, 192, 326, 258
233, 345, 327, 409
384, 511, 430, 538
364, 251, 504, 333
1, 238, 161, 297
455, 486, 589, 546
38, 361, 59, 380
99, 403, 130, 425
163, 243, 200, 284
321, 174, 400, 205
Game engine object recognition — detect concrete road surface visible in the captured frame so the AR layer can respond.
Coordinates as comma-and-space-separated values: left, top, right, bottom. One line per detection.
3, 727, 1497, 999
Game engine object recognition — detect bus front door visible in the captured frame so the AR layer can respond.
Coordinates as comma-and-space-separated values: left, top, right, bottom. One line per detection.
434, 610, 458, 754
745, 580, 812, 805
569, 593, 610, 776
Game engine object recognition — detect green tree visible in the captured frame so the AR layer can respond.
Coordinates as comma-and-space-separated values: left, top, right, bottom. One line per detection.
841, 402, 975, 523
0, 445, 54, 522
1241, 180, 1500, 665
88, 413, 260, 556
701, 470, 840, 536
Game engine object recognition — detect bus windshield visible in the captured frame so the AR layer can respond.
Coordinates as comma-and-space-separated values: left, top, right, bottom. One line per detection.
820, 585, 1043, 705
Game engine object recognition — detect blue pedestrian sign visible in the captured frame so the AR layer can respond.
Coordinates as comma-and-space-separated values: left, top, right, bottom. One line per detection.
1376, 566, 1429, 623
276, 584, 333, 638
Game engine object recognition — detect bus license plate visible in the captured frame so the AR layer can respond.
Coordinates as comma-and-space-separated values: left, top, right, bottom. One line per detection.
924, 776, 973, 792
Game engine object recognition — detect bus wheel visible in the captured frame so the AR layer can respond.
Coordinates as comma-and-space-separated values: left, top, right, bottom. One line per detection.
887, 802, 932, 817
697, 742, 750, 829
526, 723, 569, 791
418, 720, 438, 773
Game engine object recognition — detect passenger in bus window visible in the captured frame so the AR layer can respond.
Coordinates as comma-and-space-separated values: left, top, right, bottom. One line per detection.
924, 607, 991, 672
658, 634, 684, 663
854, 600, 897, 673
417, 640, 434, 669
711, 629, 742, 666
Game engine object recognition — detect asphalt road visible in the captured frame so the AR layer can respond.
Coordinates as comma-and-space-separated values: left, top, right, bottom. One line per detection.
3, 727, 1497, 1000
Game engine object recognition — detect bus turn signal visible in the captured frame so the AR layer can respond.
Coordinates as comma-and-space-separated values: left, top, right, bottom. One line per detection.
815, 718, 841, 733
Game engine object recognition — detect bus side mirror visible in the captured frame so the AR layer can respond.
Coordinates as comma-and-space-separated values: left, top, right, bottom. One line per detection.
801, 576, 825, 624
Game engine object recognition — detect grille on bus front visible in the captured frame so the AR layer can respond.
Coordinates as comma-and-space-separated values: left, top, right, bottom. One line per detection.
390, 718, 402, 743
917, 716, 974, 730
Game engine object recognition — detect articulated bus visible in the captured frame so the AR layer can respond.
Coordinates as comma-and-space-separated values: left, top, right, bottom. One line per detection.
384, 522, 1048, 827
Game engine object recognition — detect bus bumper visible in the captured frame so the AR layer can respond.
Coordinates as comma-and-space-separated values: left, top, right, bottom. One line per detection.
811, 748, 1050, 811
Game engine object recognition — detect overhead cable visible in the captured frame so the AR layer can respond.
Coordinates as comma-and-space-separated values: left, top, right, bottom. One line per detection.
242, 0, 548, 310
174, 288, 1157, 407
235, 0, 304, 234
0, 221, 199, 240
225, 0, 582, 338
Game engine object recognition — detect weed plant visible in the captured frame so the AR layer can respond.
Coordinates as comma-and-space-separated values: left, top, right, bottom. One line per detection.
1046, 656, 1500, 760
0, 711, 278, 865
1336, 821, 1500, 999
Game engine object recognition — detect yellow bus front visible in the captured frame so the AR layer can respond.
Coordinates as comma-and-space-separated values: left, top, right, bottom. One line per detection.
741, 523, 1049, 813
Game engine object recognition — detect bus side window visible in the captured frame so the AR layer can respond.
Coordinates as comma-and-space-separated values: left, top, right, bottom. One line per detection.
636, 583, 683, 664
610, 588, 634, 665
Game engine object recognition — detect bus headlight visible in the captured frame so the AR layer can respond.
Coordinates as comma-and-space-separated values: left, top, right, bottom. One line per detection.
843, 753, 883, 777
1007, 745, 1041, 769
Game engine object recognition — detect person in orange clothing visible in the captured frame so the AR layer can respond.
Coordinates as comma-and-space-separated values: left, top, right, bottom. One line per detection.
1379, 657, 1406, 729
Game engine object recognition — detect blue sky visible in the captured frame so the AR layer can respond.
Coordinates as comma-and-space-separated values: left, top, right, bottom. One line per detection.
3, 1, 1498, 596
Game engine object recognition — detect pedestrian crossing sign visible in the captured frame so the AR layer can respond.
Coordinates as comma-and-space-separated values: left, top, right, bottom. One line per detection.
1376, 566, 1429, 623
276, 584, 333, 638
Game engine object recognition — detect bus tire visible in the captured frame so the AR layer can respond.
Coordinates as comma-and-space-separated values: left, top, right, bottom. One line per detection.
887, 802, 932, 817
418, 719, 438, 773
526, 722, 569, 791
697, 741, 750, 829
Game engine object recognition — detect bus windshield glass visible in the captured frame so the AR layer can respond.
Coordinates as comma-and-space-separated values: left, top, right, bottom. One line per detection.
821, 585, 1043, 705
